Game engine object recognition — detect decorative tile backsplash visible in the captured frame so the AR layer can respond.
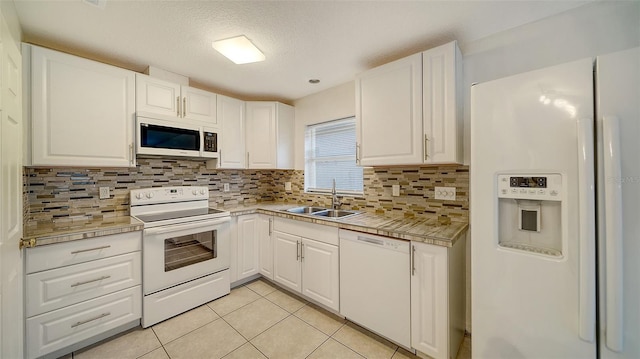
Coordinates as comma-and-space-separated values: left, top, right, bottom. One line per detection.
24, 158, 468, 226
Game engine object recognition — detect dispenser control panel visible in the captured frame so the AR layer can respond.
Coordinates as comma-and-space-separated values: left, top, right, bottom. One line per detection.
497, 173, 562, 201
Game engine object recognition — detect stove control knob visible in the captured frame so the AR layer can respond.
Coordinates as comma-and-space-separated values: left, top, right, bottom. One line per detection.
200, 189, 206, 195
145, 192, 154, 199
135, 193, 143, 199
192, 189, 198, 195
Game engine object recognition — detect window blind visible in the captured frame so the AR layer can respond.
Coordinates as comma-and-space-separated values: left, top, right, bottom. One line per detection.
305, 117, 363, 194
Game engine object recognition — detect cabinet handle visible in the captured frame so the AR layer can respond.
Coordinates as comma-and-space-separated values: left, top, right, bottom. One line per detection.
176, 96, 181, 117
129, 143, 134, 165
411, 245, 416, 276
70, 245, 111, 255
269, 218, 273, 235
183, 97, 187, 117
71, 312, 111, 328
70, 275, 111, 287
296, 240, 300, 261
246, 152, 250, 167
301, 243, 305, 261
424, 134, 429, 160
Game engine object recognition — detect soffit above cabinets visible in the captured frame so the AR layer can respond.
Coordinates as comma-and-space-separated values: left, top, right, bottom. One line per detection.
13, 0, 592, 102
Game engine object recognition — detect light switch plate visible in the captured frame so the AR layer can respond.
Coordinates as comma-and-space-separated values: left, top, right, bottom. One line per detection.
435, 186, 456, 200
223, 183, 230, 192
285, 182, 292, 191
392, 184, 400, 197
99, 187, 110, 199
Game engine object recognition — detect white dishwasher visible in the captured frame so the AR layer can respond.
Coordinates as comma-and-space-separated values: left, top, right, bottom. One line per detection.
339, 229, 411, 348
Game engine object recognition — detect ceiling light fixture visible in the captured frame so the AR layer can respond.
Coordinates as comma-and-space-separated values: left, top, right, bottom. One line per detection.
212, 35, 265, 65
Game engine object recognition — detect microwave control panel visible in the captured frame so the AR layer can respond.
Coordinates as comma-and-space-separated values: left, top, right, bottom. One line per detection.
203, 132, 218, 152
497, 173, 563, 201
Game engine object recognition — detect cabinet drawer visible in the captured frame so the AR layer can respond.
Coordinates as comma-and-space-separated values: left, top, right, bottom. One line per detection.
26, 286, 141, 359
274, 218, 339, 246
26, 252, 141, 317
26, 231, 141, 274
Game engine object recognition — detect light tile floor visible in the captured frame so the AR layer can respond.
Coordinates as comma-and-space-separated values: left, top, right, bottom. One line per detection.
68, 279, 472, 359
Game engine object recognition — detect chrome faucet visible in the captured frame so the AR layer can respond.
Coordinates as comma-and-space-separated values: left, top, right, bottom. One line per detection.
331, 179, 342, 210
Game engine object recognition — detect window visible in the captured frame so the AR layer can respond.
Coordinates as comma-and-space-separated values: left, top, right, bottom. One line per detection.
305, 117, 363, 194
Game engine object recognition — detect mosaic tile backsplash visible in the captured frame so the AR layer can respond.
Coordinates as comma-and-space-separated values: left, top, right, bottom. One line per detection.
24, 158, 468, 226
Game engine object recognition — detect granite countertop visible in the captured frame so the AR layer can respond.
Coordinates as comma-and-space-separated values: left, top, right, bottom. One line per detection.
23, 216, 144, 247
23, 202, 468, 248
219, 202, 468, 247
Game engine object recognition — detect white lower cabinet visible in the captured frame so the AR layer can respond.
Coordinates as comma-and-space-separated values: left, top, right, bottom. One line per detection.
25, 232, 142, 359
410, 235, 466, 359
273, 218, 339, 311
258, 215, 274, 279
236, 214, 261, 280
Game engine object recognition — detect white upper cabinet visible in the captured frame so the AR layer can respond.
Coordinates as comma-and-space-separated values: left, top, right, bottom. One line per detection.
423, 41, 463, 164
136, 73, 218, 128
245, 101, 294, 169
356, 53, 423, 166
218, 95, 246, 169
356, 40, 462, 166
25, 44, 136, 167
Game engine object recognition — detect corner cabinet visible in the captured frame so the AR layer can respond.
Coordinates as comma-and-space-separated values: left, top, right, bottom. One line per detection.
411, 234, 466, 359
135, 73, 218, 128
218, 95, 246, 169
245, 102, 294, 169
356, 41, 462, 166
24, 44, 136, 167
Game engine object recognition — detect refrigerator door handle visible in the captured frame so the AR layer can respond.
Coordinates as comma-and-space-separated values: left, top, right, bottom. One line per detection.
603, 115, 624, 352
576, 117, 596, 343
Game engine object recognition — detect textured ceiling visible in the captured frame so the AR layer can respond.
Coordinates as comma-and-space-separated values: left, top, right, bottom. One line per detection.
14, 0, 591, 102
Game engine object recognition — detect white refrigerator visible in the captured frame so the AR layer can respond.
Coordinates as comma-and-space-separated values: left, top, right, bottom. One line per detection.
470, 47, 639, 359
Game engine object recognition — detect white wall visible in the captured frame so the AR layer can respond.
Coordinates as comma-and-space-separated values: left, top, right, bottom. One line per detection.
0, 1, 21, 43
460, 0, 640, 164
293, 81, 355, 170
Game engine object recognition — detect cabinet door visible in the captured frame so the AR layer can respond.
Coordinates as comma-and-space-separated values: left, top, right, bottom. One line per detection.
423, 41, 462, 164
246, 101, 277, 169
258, 215, 274, 279
301, 238, 339, 311
135, 73, 181, 119
275, 103, 295, 169
411, 242, 448, 359
272, 231, 301, 293
237, 214, 260, 280
218, 95, 246, 168
30, 45, 135, 167
182, 86, 217, 126
356, 53, 423, 166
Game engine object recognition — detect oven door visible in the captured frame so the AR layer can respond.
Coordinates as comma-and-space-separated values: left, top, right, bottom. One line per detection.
142, 217, 230, 295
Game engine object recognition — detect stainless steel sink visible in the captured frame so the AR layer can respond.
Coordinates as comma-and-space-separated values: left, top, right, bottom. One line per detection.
285, 206, 327, 214
311, 209, 360, 218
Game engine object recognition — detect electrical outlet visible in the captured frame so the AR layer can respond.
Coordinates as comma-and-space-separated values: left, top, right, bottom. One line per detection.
223, 183, 230, 192
99, 187, 110, 199
285, 182, 292, 191
434, 186, 456, 200
392, 184, 400, 197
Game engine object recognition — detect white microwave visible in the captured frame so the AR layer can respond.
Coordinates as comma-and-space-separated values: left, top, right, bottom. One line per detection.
136, 116, 218, 159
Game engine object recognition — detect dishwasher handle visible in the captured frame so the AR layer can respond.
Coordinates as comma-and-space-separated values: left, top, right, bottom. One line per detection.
357, 236, 385, 246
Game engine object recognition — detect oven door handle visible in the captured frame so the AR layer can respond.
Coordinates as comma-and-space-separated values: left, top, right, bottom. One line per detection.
144, 217, 230, 236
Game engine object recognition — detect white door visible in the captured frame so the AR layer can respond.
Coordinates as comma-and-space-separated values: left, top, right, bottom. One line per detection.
30, 45, 135, 167
411, 242, 448, 359
596, 47, 640, 359
182, 86, 217, 126
0, 16, 23, 359
218, 95, 246, 169
246, 101, 276, 169
237, 214, 259, 280
258, 215, 273, 279
272, 231, 301, 293
422, 41, 462, 164
356, 53, 423, 166
135, 73, 181, 119
301, 238, 339, 311
471, 58, 596, 358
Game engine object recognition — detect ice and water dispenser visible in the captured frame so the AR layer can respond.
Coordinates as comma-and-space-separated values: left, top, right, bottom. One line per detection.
497, 174, 563, 257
